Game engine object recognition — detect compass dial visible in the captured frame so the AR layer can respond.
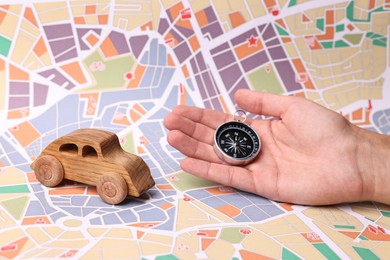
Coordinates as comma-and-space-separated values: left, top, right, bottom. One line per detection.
214, 121, 261, 165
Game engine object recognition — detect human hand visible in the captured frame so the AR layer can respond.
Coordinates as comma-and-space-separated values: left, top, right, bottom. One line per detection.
164, 89, 388, 205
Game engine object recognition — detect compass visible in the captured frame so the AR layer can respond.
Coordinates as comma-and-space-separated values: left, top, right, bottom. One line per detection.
214, 110, 261, 166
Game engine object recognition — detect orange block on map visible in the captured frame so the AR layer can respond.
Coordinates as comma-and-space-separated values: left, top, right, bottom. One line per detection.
157, 184, 174, 190
176, 17, 192, 31
240, 249, 273, 260
10, 64, 29, 81
216, 204, 241, 218
0, 9, 6, 25
22, 216, 51, 225
80, 93, 99, 116
201, 238, 215, 251
264, 0, 277, 11
229, 12, 245, 29
10, 122, 40, 147
127, 65, 146, 88
0, 58, 5, 71
49, 186, 86, 195
181, 64, 189, 78
7, 108, 30, 119
85, 5, 96, 14
362, 225, 390, 241
234, 40, 263, 60
24, 7, 38, 27
85, 33, 99, 47
188, 35, 200, 52
219, 95, 230, 113
100, 37, 118, 58
98, 14, 108, 25
129, 103, 146, 122
168, 2, 184, 21
292, 58, 315, 89
74, 17, 86, 24
0, 237, 28, 259
195, 10, 209, 27
61, 61, 87, 84
33, 37, 48, 57
206, 186, 236, 195
141, 20, 153, 31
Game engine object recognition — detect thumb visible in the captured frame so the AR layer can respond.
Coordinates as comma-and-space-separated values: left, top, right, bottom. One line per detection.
234, 89, 297, 117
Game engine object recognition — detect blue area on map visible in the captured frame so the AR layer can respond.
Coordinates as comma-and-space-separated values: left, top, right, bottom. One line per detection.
117, 209, 138, 222
149, 39, 158, 65
61, 207, 83, 217
58, 95, 80, 126
0, 137, 24, 166
25, 200, 46, 216
152, 68, 163, 86
71, 196, 89, 206
201, 196, 226, 208
140, 102, 154, 110
373, 109, 390, 134
187, 189, 213, 199
138, 208, 167, 221
35, 194, 57, 215
90, 218, 102, 225
103, 213, 122, 224
18, 163, 31, 173
30, 101, 59, 133
219, 194, 253, 207
165, 87, 179, 108
50, 211, 67, 222
7, 149, 27, 165
156, 207, 175, 231
186, 78, 195, 91
241, 205, 272, 221
140, 68, 154, 87
86, 196, 109, 207
82, 207, 96, 216
158, 44, 167, 66
149, 107, 171, 120
240, 191, 274, 204
233, 213, 251, 222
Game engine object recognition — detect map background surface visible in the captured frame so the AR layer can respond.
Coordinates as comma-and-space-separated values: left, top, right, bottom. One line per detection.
0, 0, 390, 259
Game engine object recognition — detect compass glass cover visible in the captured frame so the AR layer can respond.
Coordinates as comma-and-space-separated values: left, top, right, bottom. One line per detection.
215, 121, 260, 161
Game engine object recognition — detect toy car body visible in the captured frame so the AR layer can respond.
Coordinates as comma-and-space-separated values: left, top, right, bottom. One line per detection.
30, 128, 155, 204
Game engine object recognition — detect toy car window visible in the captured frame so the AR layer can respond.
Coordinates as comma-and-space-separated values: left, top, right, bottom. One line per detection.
59, 143, 78, 154
82, 145, 98, 158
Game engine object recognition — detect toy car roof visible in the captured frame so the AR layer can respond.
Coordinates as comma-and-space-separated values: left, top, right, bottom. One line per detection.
58, 129, 115, 145
51, 129, 119, 154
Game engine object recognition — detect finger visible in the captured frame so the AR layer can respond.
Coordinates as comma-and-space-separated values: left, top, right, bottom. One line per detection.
171, 105, 232, 130
181, 157, 257, 193
235, 89, 299, 117
164, 112, 214, 145
167, 130, 222, 163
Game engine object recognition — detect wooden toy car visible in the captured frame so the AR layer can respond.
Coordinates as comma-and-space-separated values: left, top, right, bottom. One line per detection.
30, 128, 155, 204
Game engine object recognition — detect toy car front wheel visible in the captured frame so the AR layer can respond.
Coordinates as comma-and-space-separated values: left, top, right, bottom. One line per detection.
34, 155, 64, 187
96, 173, 128, 204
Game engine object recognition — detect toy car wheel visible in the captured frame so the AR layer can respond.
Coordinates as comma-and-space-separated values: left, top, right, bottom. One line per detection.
34, 155, 64, 187
97, 173, 128, 204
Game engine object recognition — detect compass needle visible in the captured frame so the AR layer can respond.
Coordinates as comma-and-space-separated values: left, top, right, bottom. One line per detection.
214, 110, 261, 165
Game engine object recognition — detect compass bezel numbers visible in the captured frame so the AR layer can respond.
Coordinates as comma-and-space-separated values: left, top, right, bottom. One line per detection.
214, 121, 261, 165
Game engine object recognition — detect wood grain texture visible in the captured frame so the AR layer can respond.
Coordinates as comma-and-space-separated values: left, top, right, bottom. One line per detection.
33, 155, 64, 187
96, 173, 128, 204
31, 129, 155, 204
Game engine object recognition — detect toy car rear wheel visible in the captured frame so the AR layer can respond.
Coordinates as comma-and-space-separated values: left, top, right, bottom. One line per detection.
34, 155, 64, 187
97, 173, 128, 204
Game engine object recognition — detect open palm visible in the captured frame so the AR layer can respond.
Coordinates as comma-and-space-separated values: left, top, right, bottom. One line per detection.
164, 89, 368, 205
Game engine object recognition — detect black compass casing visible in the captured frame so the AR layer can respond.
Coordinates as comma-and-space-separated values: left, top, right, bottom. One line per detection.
214, 120, 261, 166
